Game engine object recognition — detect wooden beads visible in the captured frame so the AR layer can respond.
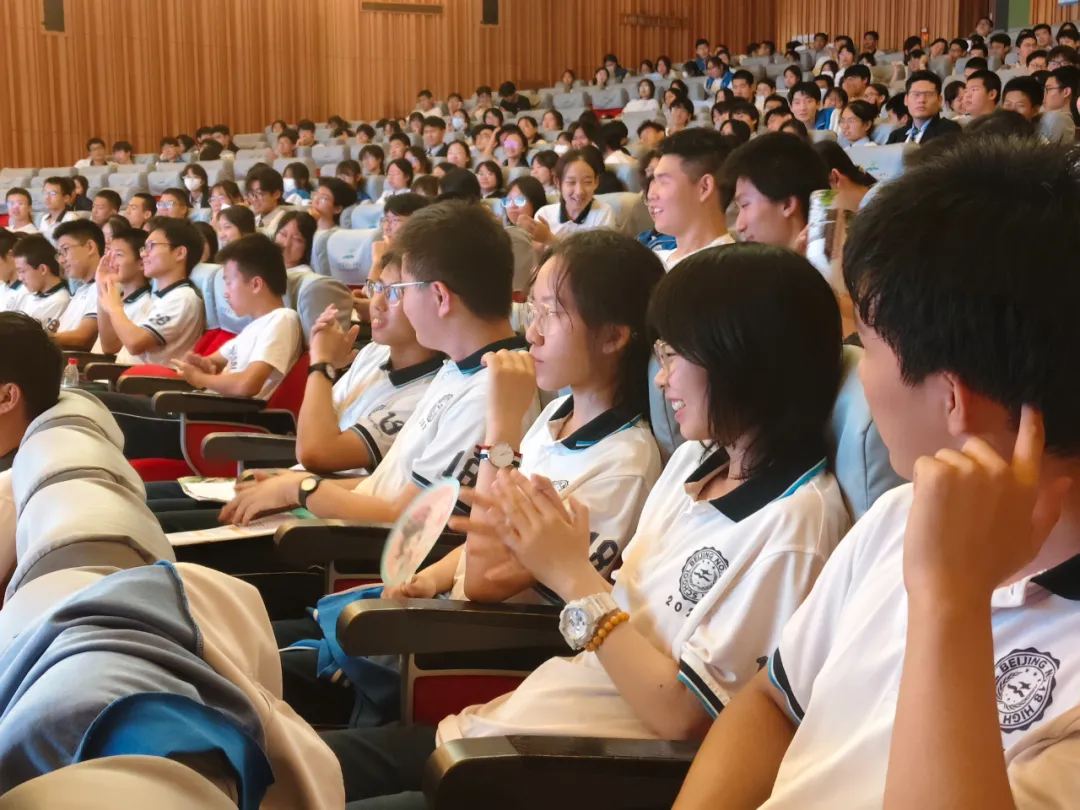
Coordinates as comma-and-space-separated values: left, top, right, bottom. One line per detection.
585, 611, 630, 652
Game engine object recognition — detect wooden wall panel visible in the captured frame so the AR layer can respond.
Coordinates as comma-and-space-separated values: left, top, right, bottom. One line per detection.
1030, 0, 1080, 25
775, 0, 964, 52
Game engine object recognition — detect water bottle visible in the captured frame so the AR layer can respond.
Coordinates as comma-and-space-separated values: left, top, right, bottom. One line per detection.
61, 358, 79, 388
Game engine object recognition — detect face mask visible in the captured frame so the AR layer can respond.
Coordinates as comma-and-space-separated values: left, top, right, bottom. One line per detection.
554, 144, 570, 155
452, 117, 466, 130
183, 177, 203, 191
283, 178, 297, 194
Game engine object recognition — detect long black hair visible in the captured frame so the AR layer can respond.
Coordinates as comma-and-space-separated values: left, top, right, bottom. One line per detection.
648, 243, 842, 477
539, 231, 665, 417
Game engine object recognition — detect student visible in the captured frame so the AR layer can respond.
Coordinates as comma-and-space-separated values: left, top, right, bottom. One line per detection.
521, 148, 615, 245
111, 140, 134, 165
814, 140, 877, 210
403, 146, 432, 177
444, 140, 471, 171
0, 230, 28, 313
89, 228, 152, 360
208, 181, 244, 225
246, 166, 287, 235
158, 137, 183, 164
624, 79, 661, 115
600, 121, 634, 165
725, 132, 830, 249
90, 189, 121, 227
841, 64, 871, 101
75, 137, 112, 169
502, 176, 548, 230
359, 144, 385, 177
274, 210, 316, 272
420, 116, 448, 160
5, 189, 37, 234
501, 127, 529, 169
96, 235, 301, 460
387, 132, 411, 162
335, 160, 370, 201
790, 82, 836, 131
673, 128, 1080, 810
215, 205, 256, 249
498, 81, 531, 114
1015, 32, 1037, 69
667, 96, 695, 134
839, 100, 878, 146
647, 129, 735, 272
964, 69, 1002, 118
884, 92, 912, 133
156, 188, 191, 221
95, 218, 205, 367
70, 176, 93, 213
530, 149, 560, 196
704, 57, 732, 94
730, 70, 755, 101
1027, 49, 1049, 72
282, 162, 313, 204
1044, 65, 1079, 115
218, 201, 539, 532
211, 124, 238, 154
887, 70, 963, 143
12, 235, 70, 328
50, 220, 104, 350
693, 38, 711, 72
378, 158, 415, 202
311, 177, 359, 232
37, 177, 79, 243
297, 120, 317, 148
1002, 75, 1043, 121
181, 164, 210, 210
540, 109, 565, 131
121, 193, 154, 232
728, 100, 760, 131
317, 241, 848, 807
476, 161, 505, 199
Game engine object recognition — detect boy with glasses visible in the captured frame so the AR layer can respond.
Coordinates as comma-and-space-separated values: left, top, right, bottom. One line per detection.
4, 189, 37, 235
36, 177, 78, 244
95, 218, 205, 366
246, 166, 287, 236
50, 220, 105, 350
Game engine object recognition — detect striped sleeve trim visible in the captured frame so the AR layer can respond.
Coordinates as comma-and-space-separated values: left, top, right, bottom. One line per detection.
411, 471, 471, 516
678, 657, 727, 720
348, 423, 384, 466
143, 325, 168, 347
768, 649, 805, 724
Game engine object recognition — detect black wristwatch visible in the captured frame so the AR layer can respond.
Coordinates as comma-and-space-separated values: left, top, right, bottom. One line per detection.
299, 475, 322, 509
309, 362, 337, 382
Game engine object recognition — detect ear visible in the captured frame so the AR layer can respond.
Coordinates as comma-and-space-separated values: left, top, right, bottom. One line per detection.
430, 280, 454, 317
598, 323, 631, 356
251, 275, 265, 295
698, 173, 718, 202
781, 195, 801, 220
0, 383, 22, 418
829, 168, 843, 189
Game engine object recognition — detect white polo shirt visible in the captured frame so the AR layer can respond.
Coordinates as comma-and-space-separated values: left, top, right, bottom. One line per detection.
256, 206, 287, 237
354, 336, 541, 505
437, 442, 849, 744
535, 199, 616, 237
19, 282, 71, 330
132, 280, 206, 366
0, 281, 29, 314
9, 223, 37, 235
331, 341, 445, 466
56, 279, 97, 334
90, 284, 152, 357
35, 211, 78, 245
216, 307, 302, 400
449, 394, 662, 602
653, 233, 737, 272
763, 483, 1080, 809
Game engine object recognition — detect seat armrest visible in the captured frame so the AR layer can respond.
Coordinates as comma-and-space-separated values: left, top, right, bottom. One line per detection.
201, 432, 298, 464
336, 598, 565, 657
63, 351, 116, 369
425, 736, 697, 810
152, 391, 268, 416
116, 376, 195, 396
83, 362, 134, 384
272, 520, 464, 566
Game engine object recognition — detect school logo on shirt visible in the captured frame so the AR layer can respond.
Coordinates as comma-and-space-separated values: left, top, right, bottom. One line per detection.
149, 314, 172, 327
370, 406, 404, 436
995, 647, 1060, 733
679, 548, 728, 604
418, 394, 454, 430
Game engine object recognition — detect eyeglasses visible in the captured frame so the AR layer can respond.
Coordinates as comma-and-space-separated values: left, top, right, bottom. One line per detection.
520, 301, 561, 336
42, 190, 59, 198
246, 189, 267, 200
384, 280, 432, 303
907, 91, 938, 100
210, 195, 228, 204
505, 195, 529, 208
140, 240, 175, 254
311, 192, 334, 205
653, 340, 676, 374
1045, 83, 1064, 93
157, 201, 175, 211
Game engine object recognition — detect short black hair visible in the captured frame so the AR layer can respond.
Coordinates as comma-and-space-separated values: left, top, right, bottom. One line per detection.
729, 99, 760, 125
218, 205, 257, 239
791, 81, 822, 104
1028, 49, 1049, 65
1048, 44, 1080, 65
1018, 32, 1037, 48
112, 140, 133, 154
531, 149, 559, 173
297, 119, 316, 133
949, 37, 969, 53
696, 38, 709, 48
357, 124, 376, 139
498, 81, 516, 96
388, 157, 415, 186
95, 189, 122, 211
1004, 75, 1044, 106
964, 109, 1036, 139
554, 147, 604, 182
649, 243, 842, 477
43, 176, 74, 196
437, 168, 482, 203
384, 192, 432, 218
903, 35, 923, 52
423, 116, 446, 131
637, 120, 666, 138
990, 33, 1012, 47
246, 165, 284, 196
845, 136, 1080, 455
112, 226, 147, 257
149, 218, 204, 274
13, 234, 61, 277
655, 130, 734, 203
813, 140, 876, 186
669, 96, 694, 116
966, 56, 989, 72
0, 313, 63, 420
0, 228, 23, 257
159, 136, 179, 149
5, 187, 30, 206
216, 234, 288, 296
476, 85, 493, 96
864, 30, 879, 40
53, 219, 105, 255
86, 137, 105, 151
906, 69, 943, 94
396, 200, 513, 320
843, 64, 871, 83
389, 132, 411, 149
722, 131, 830, 217
967, 69, 1002, 100
278, 128, 298, 145
316, 177, 358, 222
131, 192, 156, 214
212, 124, 231, 136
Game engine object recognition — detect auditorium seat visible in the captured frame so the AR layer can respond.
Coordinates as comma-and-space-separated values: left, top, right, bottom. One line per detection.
312, 144, 348, 167
233, 133, 270, 149
596, 191, 651, 236
809, 129, 839, 144
194, 159, 235, 184
148, 170, 182, 196
321, 227, 380, 285
273, 156, 317, 176
846, 143, 913, 182
553, 91, 591, 111
609, 163, 641, 193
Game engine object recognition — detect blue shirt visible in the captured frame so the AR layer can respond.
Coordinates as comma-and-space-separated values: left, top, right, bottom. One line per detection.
815, 109, 835, 130
638, 228, 676, 251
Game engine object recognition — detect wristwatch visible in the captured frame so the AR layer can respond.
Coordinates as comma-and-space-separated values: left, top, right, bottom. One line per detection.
559, 593, 620, 651
298, 475, 322, 509
477, 442, 522, 470
308, 362, 337, 382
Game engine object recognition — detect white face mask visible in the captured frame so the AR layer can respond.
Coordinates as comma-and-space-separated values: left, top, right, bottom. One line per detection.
452, 117, 467, 130
183, 177, 203, 191
554, 143, 570, 155
283, 178, 297, 193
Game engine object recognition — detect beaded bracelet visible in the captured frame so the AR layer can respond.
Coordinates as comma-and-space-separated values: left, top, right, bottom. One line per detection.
585, 611, 630, 652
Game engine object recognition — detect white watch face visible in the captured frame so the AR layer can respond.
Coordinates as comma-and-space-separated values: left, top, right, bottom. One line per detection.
561, 606, 590, 646
488, 442, 516, 468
